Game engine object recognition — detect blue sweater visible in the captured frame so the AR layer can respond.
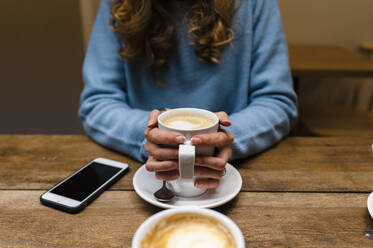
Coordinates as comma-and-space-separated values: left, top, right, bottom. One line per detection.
79, 0, 297, 162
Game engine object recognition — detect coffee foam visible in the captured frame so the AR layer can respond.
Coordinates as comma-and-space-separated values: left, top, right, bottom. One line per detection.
161, 113, 215, 130
165, 224, 230, 248
140, 213, 236, 248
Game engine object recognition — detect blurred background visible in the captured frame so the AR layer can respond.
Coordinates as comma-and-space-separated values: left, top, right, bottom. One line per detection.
1, 0, 373, 135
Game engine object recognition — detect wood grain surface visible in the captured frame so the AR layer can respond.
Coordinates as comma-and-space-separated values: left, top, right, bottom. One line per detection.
0, 191, 372, 248
237, 137, 373, 192
0, 135, 141, 190
289, 45, 373, 77
1, 135, 373, 192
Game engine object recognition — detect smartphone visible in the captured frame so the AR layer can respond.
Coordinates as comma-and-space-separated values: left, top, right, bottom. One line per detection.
40, 158, 129, 214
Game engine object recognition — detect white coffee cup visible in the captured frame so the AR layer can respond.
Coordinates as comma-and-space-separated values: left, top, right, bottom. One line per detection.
132, 207, 245, 248
158, 108, 219, 197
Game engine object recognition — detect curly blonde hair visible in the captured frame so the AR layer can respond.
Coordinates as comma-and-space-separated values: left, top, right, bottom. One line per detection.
111, 0, 235, 81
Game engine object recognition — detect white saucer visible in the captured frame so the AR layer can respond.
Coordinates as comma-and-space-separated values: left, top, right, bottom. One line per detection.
133, 163, 242, 209
367, 193, 373, 218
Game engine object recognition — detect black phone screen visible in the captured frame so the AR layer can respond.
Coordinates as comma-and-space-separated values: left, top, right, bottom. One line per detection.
51, 162, 122, 201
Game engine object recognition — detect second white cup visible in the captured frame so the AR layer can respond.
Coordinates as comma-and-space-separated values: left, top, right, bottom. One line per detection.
132, 207, 245, 248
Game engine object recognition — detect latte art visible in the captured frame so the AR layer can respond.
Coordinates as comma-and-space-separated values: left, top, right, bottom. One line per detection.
161, 114, 215, 130
140, 213, 237, 248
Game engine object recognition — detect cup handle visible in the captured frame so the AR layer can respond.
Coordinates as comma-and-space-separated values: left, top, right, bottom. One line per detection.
178, 141, 195, 180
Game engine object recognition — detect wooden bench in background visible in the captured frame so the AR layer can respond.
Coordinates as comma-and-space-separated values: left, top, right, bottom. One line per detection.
289, 45, 373, 137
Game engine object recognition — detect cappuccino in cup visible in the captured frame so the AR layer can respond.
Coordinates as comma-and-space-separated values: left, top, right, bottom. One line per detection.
140, 213, 236, 248
162, 113, 216, 130
132, 207, 245, 248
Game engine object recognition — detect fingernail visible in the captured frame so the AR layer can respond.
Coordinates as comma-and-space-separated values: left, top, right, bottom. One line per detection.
221, 119, 231, 125
195, 181, 205, 189
147, 120, 157, 128
175, 136, 186, 143
191, 137, 201, 145
194, 181, 200, 188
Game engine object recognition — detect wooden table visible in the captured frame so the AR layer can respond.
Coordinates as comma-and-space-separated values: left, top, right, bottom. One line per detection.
1, 135, 373, 247
289, 45, 373, 78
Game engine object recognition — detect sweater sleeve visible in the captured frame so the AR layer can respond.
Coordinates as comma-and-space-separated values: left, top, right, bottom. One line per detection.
227, 0, 298, 160
79, 0, 149, 162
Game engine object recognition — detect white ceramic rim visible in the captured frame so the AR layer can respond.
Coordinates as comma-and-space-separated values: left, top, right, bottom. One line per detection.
367, 192, 373, 219
132, 207, 245, 248
158, 108, 219, 132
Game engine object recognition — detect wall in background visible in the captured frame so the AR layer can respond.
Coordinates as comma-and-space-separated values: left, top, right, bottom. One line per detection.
279, 0, 373, 51
80, 0, 373, 51
80, 0, 100, 52
278, 0, 373, 110
0, 0, 84, 134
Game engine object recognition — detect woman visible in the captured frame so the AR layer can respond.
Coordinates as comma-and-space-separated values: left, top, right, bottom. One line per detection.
79, 0, 297, 189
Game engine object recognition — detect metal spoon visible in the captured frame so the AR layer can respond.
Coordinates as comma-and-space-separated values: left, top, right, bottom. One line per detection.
364, 230, 373, 239
154, 181, 174, 202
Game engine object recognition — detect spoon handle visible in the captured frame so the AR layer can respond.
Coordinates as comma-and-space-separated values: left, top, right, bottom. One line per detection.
364, 230, 373, 239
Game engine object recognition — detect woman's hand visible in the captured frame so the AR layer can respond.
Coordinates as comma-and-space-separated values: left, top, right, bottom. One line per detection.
144, 110, 234, 190
191, 112, 234, 189
144, 110, 185, 181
